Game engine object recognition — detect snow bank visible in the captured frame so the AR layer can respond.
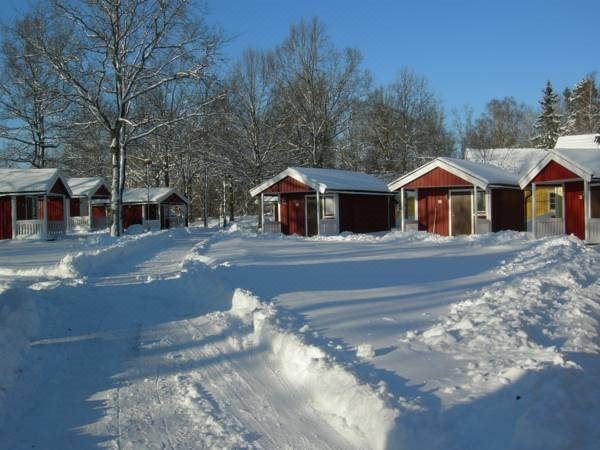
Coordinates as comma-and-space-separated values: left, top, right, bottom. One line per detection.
228, 289, 400, 450
399, 235, 600, 448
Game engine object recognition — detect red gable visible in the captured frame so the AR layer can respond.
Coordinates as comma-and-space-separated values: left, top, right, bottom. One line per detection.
532, 160, 579, 183
404, 167, 471, 189
263, 176, 314, 194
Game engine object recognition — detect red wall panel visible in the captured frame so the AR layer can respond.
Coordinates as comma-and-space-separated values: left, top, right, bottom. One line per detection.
417, 188, 449, 235
339, 194, 392, 233
405, 167, 471, 189
47, 197, 64, 221
70, 198, 81, 216
564, 181, 585, 240
94, 185, 110, 197
91, 205, 106, 218
0, 197, 11, 239
491, 189, 525, 232
123, 205, 143, 229
532, 160, 579, 183
264, 176, 314, 194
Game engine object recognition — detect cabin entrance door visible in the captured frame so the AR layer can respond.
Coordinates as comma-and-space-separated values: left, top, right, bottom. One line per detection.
305, 196, 318, 236
450, 190, 472, 236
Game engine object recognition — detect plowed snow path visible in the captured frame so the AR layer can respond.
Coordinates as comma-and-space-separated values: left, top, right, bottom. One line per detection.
0, 229, 354, 449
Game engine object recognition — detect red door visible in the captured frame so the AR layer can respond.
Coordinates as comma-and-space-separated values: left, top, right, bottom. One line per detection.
417, 188, 449, 236
280, 194, 305, 236
0, 197, 12, 239
564, 181, 585, 240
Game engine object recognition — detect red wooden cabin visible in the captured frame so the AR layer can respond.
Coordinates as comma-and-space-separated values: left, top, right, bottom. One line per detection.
519, 147, 600, 243
250, 167, 394, 236
0, 169, 72, 240
67, 177, 111, 232
389, 158, 524, 236
122, 188, 189, 231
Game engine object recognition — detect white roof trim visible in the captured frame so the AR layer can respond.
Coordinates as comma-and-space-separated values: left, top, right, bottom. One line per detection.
518, 150, 592, 188
389, 158, 492, 191
122, 187, 189, 204
250, 167, 389, 197
68, 177, 110, 197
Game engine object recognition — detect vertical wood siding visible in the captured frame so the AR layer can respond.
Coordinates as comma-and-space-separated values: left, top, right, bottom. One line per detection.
0, 197, 12, 239
564, 181, 585, 239
70, 198, 81, 216
491, 189, 525, 232
264, 176, 314, 194
532, 160, 579, 183
123, 205, 143, 229
417, 188, 449, 235
338, 194, 392, 233
280, 193, 306, 236
405, 167, 471, 189
50, 178, 70, 196
47, 197, 64, 221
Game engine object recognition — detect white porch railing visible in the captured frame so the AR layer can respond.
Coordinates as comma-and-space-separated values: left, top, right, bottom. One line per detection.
69, 216, 91, 230
16, 220, 42, 239
476, 218, 491, 234
168, 216, 186, 228
263, 221, 281, 234
319, 219, 338, 236
48, 221, 66, 239
143, 219, 161, 231
91, 216, 109, 230
535, 217, 564, 237
588, 218, 600, 244
405, 220, 419, 232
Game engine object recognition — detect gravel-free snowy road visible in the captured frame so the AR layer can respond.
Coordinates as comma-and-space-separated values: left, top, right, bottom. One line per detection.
0, 229, 358, 449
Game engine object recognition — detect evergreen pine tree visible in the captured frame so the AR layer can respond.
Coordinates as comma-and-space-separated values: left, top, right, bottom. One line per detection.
563, 74, 600, 134
532, 81, 561, 148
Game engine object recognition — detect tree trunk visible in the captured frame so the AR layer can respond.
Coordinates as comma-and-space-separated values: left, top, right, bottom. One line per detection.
109, 130, 121, 237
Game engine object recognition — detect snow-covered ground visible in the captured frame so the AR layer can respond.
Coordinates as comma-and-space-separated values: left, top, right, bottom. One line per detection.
1, 221, 599, 449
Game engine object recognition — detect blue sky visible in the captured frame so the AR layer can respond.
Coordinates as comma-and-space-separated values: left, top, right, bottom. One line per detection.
1, 0, 598, 115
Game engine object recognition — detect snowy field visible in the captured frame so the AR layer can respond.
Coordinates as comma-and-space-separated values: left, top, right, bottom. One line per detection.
0, 221, 599, 449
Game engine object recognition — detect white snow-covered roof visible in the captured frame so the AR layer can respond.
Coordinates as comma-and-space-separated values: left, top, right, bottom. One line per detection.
519, 148, 600, 187
554, 134, 600, 150
122, 187, 188, 204
250, 167, 390, 196
464, 148, 548, 177
67, 177, 110, 197
388, 157, 519, 191
0, 168, 72, 195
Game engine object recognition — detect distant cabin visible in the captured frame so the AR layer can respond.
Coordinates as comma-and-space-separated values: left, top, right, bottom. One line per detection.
250, 167, 394, 236
388, 157, 524, 236
67, 177, 111, 232
519, 146, 600, 243
0, 168, 72, 240
466, 134, 600, 243
122, 187, 189, 231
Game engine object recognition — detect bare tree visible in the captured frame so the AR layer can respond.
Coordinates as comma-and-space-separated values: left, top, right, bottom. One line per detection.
30, 0, 221, 236
274, 17, 368, 167
0, 12, 66, 168
357, 69, 454, 175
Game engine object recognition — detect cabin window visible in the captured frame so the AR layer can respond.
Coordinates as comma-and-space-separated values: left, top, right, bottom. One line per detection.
476, 189, 487, 216
320, 196, 335, 218
405, 191, 416, 220
548, 191, 557, 213
591, 186, 600, 218
146, 204, 158, 220
264, 202, 279, 222
17, 197, 38, 220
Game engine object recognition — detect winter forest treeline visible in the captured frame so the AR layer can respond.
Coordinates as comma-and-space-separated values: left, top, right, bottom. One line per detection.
0, 1, 599, 234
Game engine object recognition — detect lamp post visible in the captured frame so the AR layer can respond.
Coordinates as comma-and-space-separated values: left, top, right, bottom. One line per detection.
144, 158, 152, 229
